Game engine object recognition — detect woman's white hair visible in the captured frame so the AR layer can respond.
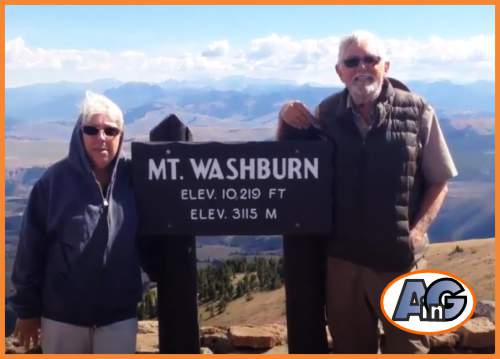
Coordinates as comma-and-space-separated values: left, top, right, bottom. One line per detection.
337, 30, 388, 65
80, 91, 124, 130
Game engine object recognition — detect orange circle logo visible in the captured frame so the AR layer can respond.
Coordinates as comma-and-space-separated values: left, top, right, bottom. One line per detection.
380, 270, 476, 335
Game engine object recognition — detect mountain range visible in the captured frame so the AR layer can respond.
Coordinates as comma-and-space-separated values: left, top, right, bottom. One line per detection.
6, 77, 493, 127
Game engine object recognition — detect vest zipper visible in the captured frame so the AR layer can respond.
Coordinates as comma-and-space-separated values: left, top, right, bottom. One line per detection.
360, 130, 372, 243
360, 140, 366, 243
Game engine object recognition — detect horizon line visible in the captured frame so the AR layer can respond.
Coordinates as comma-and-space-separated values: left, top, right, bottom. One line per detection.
5, 76, 495, 90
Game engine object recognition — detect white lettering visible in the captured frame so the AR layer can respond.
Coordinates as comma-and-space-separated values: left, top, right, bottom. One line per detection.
149, 158, 166, 180
166, 158, 180, 180
288, 158, 303, 179
208, 159, 224, 180
239, 158, 255, 179
183, 157, 319, 180
266, 208, 277, 219
272, 158, 287, 180
190, 158, 213, 179
304, 158, 319, 179
180, 188, 216, 200
257, 158, 271, 179
226, 158, 238, 180
190, 208, 226, 220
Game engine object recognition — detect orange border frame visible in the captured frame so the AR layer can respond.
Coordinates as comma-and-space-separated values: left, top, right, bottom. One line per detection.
2, 2, 498, 359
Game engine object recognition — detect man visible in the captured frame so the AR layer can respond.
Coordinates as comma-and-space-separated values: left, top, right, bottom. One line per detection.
277, 31, 457, 353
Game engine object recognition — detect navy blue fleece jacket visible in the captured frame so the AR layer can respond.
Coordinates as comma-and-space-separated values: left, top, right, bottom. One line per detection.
11, 118, 142, 327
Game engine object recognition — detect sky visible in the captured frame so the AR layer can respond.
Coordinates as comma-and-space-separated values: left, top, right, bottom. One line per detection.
5, 5, 495, 88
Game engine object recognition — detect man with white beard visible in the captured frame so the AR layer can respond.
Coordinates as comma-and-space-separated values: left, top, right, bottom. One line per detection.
277, 31, 457, 353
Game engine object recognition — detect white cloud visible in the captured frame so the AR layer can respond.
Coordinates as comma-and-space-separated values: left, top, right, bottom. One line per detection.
385, 35, 494, 83
5, 34, 494, 87
201, 40, 230, 58
6, 37, 95, 70
247, 34, 299, 60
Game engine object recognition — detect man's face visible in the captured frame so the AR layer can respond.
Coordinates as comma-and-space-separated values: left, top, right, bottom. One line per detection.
336, 40, 390, 105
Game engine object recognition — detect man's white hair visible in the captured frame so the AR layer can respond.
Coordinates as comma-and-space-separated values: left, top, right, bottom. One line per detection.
80, 91, 124, 130
337, 30, 388, 65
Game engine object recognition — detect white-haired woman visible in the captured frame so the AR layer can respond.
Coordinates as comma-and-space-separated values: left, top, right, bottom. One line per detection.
11, 91, 142, 353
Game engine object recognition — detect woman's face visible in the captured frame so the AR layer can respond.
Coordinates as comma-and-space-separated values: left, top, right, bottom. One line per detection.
82, 113, 122, 171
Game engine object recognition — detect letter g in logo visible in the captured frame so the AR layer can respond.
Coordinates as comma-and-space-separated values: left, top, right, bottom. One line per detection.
425, 278, 467, 321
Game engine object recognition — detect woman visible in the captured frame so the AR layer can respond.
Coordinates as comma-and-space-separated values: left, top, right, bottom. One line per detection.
11, 91, 142, 353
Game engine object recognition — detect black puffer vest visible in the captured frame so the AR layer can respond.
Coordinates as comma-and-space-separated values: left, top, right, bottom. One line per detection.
318, 79, 426, 271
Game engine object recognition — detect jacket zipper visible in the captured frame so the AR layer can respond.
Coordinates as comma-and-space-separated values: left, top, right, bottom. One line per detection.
359, 116, 375, 244
95, 180, 109, 207
360, 135, 367, 243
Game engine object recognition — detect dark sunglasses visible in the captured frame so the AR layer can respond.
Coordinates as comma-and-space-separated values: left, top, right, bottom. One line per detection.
343, 55, 381, 68
82, 125, 121, 137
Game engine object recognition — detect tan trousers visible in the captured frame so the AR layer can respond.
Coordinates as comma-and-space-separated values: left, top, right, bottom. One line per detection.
326, 257, 430, 354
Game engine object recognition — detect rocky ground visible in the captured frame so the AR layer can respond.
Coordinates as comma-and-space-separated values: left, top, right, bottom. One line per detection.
132, 300, 494, 354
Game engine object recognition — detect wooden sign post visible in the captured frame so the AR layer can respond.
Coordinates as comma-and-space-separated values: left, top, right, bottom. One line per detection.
140, 115, 200, 354
133, 115, 333, 353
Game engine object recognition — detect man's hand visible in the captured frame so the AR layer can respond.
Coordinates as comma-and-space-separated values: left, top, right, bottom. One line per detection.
409, 227, 428, 256
14, 318, 41, 351
279, 101, 316, 129
409, 182, 448, 258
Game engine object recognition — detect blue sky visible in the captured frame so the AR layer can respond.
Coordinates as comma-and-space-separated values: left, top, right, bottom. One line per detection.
5, 5, 495, 87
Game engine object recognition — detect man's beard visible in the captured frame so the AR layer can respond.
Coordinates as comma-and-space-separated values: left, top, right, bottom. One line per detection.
348, 73, 383, 106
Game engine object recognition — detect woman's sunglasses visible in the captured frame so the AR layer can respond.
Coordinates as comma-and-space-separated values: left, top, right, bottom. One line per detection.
82, 125, 121, 137
343, 55, 381, 68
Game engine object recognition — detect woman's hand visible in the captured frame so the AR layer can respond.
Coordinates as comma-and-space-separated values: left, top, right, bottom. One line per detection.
14, 318, 41, 351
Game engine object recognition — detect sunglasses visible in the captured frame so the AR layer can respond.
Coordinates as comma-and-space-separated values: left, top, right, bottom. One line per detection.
343, 55, 382, 68
82, 125, 121, 137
